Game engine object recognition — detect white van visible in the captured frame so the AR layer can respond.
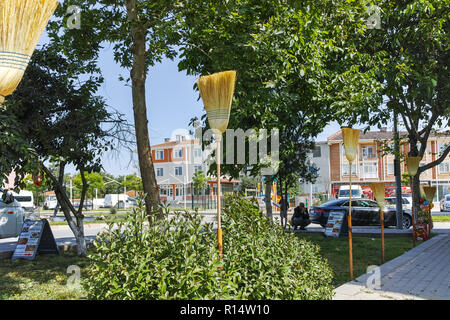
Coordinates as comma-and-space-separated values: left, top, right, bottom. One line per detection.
11, 190, 34, 213
44, 195, 58, 210
104, 194, 129, 208
0, 188, 25, 238
338, 185, 363, 199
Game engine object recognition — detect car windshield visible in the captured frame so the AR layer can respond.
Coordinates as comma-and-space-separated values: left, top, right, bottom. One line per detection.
321, 200, 345, 207
339, 190, 360, 196
15, 196, 32, 202
385, 198, 396, 205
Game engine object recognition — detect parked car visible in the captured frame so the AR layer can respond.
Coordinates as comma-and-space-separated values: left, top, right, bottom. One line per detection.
440, 194, 450, 212
73, 200, 93, 210
0, 188, 25, 239
338, 185, 364, 199
384, 197, 412, 211
309, 198, 413, 229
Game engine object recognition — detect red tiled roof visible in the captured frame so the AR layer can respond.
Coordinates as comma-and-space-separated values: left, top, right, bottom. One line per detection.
328, 130, 410, 142
151, 139, 200, 148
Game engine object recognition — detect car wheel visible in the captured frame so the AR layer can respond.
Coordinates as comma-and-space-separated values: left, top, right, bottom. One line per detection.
402, 215, 412, 229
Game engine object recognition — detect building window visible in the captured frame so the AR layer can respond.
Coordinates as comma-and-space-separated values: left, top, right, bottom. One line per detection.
156, 168, 164, 177
362, 145, 375, 159
342, 163, 357, 175
194, 148, 202, 158
438, 142, 449, 155
312, 146, 321, 158
361, 161, 378, 178
439, 162, 450, 173
175, 167, 183, 176
387, 163, 394, 175
155, 150, 164, 160
173, 148, 183, 159
194, 165, 202, 173
175, 185, 184, 196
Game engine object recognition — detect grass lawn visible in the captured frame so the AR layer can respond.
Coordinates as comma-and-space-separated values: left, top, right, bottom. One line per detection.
0, 251, 90, 300
296, 233, 428, 287
432, 215, 450, 222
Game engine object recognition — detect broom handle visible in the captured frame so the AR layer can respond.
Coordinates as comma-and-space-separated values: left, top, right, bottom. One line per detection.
348, 165, 353, 280
216, 134, 223, 256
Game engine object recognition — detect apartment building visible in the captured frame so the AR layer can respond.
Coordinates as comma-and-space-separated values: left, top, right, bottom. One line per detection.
151, 135, 240, 203
302, 141, 331, 196
327, 129, 450, 201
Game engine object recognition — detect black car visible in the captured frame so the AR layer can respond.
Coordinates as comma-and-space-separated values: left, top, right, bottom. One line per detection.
309, 199, 413, 229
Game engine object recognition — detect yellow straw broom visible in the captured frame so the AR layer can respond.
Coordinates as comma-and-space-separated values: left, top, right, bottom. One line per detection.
0, 0, 59, 104
370, 182, 386, 264
197, 70, 236, 257
422, 186, 436, 238
341, 127, 360, 280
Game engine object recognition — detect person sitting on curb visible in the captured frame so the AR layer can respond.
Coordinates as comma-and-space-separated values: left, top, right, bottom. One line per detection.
291, 202, 311, 230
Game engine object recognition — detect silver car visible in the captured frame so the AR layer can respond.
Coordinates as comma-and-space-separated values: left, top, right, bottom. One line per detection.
440, 194, 450, 212
0, 188, 25, 238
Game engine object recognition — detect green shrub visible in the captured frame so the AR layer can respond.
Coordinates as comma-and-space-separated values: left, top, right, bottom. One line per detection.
84, 196, 334, 300
221, 195, 334, 299
109, 207, 117, 214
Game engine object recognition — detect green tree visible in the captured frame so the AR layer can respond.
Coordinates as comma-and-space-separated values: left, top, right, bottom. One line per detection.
357, 0, 450, 217
192, 170, 208, 195
122, 174, 144, 193
46, 0, 183, 217
0, 47, 126, 256
73, 172, 105, 199
179, 0, 383, 218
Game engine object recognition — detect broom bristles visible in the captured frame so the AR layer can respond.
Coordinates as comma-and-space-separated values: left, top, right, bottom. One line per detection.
370, 182, 386, 208
197, 70, 236, 134
341, 128, 360, 162
0, 0, 59, 98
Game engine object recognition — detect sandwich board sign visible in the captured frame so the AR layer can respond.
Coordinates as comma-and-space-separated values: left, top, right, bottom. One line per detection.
324, 210, 348, 238
11, 219, 59, 260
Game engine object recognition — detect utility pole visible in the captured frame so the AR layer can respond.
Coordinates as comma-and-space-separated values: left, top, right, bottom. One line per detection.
393, 110, 403, 229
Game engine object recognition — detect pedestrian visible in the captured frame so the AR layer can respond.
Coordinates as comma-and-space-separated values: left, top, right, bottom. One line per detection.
291, 202, 311, 230
280, 195, 288, 229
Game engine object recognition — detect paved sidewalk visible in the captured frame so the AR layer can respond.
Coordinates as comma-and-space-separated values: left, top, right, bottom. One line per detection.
333, 233, 450, 300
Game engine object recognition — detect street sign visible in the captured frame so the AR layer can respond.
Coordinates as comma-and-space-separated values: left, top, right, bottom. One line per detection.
324, 210, 348, 238
11, 219, 59, 260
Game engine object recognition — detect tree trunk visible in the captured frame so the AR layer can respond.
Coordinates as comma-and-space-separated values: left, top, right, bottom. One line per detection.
125, 0, 160, 218
264, 177, 273, 221
41, 164, 87, 257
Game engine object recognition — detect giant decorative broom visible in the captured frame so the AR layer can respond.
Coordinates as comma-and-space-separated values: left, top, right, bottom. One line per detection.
370, 182, 386, 263
0, 0, 59, 104
406, 156, 422, 247
197, 70, 236, 257
422, 185, 436, 238
341, 127, 360, 280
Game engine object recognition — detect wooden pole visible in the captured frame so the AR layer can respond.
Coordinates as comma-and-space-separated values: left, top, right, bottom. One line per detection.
216, 135, 223, 257
348, 163, 353, 280
410, 176, 417, 247
381, 205, 385, 264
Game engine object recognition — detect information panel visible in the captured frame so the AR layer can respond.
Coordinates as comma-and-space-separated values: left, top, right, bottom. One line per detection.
11, 219, 59, 260
324, 210, 348, 238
